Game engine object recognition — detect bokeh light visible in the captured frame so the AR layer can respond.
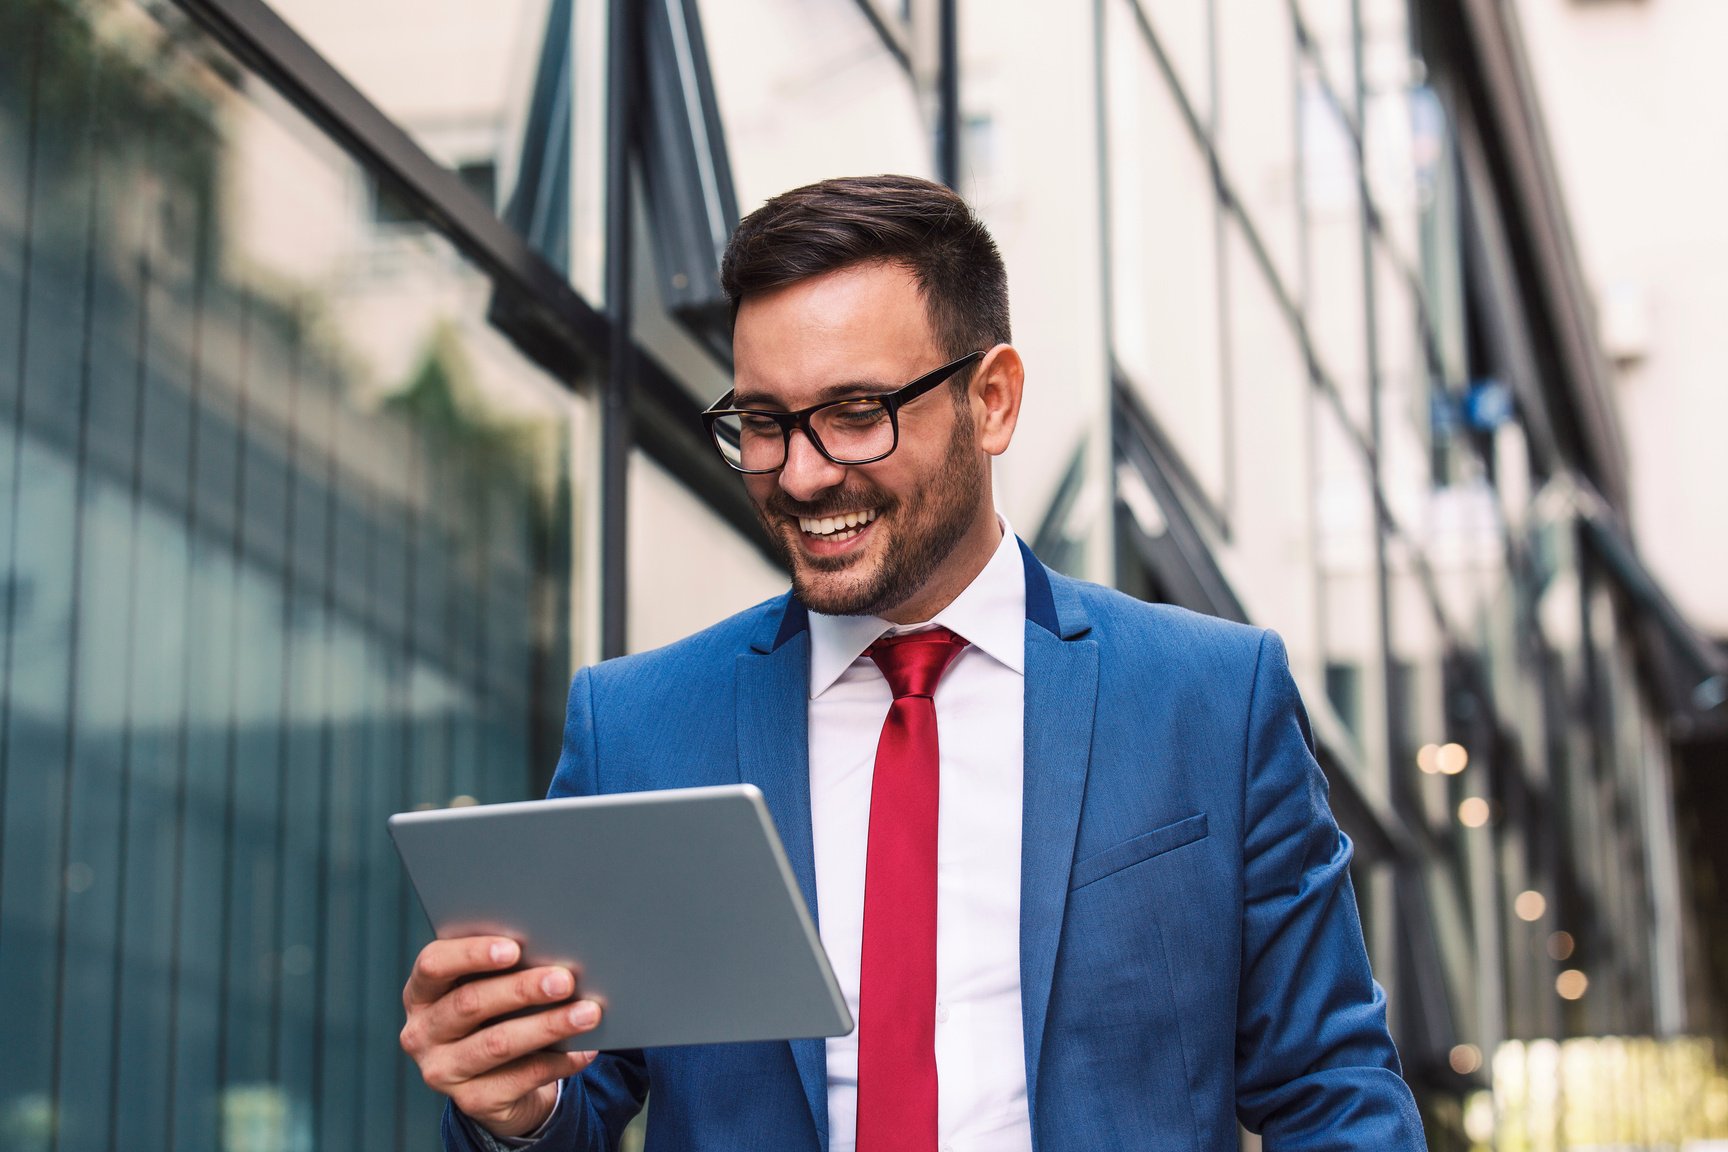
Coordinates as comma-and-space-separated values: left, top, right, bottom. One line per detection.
1449, 1043, 1483, 1075
1437, 743, 1470, 775
1514, 890, 1547, 922
1547, 931, 1576, 961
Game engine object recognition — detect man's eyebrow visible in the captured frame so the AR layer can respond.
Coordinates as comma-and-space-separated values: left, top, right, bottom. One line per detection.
729, 378, 896, 409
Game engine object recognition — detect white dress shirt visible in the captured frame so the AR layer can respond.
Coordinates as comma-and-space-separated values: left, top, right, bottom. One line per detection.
807, 518, 1032, 1152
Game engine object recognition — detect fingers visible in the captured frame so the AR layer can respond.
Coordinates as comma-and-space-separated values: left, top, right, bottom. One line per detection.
404, 937, 521, 1011
411, 964, 581, 1050
433, 999, 604, 1085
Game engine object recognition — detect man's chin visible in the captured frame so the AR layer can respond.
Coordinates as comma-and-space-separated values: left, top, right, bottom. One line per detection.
790, 566, 883, 617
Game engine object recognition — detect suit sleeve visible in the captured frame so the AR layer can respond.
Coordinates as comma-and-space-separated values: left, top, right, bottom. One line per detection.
441, 666, 652, 1152
1233, 631, 1426, 1149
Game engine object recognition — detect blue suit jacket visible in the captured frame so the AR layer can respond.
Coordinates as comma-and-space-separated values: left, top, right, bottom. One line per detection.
445, 543, 1426, 1151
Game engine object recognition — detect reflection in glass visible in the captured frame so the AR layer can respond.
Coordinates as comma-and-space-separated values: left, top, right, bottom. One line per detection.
0, 1, 579, 1148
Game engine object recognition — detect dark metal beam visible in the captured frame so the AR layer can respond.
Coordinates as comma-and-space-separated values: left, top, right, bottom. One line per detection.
602, 0, 638, 659
936, 0, 960, 188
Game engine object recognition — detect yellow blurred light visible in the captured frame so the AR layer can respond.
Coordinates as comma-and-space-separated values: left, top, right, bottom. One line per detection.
1449, 1043, 1483, 1075
1557, 969, 1589, 1000
1514, 890, 1547, 922
1547, 931, 1575, 961
1458, 797, 1491, 828
1417, 744, 1441, 774
1438, 742, 1470, 775
1463, 1091, 1496, 1144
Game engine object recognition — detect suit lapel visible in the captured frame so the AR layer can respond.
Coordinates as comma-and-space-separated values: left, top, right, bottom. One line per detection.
736, 597, 829, 1148
1016, 544, 1097, 1137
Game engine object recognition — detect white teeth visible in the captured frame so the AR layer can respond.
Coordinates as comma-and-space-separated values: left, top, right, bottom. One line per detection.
799, 509, 877, 537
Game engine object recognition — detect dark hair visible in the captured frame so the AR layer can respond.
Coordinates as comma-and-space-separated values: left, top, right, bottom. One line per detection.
720, 174, 1011, 360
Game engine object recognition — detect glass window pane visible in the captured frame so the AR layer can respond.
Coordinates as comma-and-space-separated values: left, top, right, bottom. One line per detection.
1215, 222, 1318, 678
272, 0, 554, 188
1301, 54, 1371, 432
1375, 243, 1429, 533
1360, 0, 1422, 273
1313, 392, 1383, 772
1217, 0, 1301, 297
697, 0, 931, 211
1106, 0, 1226, 513
0, 2, 584, 1147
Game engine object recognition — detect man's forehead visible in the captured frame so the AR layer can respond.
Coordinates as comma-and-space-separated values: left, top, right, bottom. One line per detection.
734, 261, 925, 332
731, 263, 939, 403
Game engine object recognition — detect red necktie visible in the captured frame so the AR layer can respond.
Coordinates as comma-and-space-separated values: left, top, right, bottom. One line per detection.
855, 626, 968, 1152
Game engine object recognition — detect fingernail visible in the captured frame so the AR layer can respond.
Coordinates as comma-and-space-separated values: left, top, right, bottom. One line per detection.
490, 941, 516, 965
577, 1050, 598, 1061
542, 970, 573, 997
569, 1001, 599, 1029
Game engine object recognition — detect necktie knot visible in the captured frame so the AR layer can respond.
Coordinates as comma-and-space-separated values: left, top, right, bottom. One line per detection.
866, 627, 968, 700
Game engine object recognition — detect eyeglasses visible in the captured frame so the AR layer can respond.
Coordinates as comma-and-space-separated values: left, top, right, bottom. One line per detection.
702, 351, 984, 474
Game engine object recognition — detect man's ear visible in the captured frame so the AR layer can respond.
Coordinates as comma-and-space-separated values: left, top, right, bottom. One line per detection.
972, 343, 1024, 457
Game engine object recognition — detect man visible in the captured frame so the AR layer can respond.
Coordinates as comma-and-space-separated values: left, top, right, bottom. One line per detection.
400, 175, 1427, 1151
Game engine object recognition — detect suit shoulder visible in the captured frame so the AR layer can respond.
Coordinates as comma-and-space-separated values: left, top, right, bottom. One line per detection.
1056, 572, 1271, 668
585, 593, 788, 694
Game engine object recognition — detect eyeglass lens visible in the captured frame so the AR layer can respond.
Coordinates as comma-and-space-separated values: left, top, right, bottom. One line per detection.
710, 400, 895, 470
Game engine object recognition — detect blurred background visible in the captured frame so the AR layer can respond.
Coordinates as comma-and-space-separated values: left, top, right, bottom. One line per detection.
1, 0, 1725, 1147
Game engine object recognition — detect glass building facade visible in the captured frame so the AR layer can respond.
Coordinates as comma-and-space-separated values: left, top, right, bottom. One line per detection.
1, 0, 1722, 1149
0, 0, 583, 1145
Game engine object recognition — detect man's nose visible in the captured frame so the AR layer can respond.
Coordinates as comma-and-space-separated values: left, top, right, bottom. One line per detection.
778, 428, 847, 503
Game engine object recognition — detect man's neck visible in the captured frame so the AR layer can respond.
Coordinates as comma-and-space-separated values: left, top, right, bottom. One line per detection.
878, 509, 1006, 625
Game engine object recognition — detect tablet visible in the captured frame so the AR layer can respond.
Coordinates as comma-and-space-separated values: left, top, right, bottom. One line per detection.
389, 784, 853, 1052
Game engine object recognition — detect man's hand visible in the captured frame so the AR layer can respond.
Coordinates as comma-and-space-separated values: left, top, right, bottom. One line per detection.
400, 937, 605, 1139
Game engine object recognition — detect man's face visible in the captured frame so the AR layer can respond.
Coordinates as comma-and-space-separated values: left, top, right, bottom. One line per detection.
730, 262, 996, 621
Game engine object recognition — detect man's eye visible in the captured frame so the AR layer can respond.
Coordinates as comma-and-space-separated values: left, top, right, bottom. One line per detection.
826, 402, 888, 427
738, 413, 783, 435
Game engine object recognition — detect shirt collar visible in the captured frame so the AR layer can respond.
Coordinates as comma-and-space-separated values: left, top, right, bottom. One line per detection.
807, 514, 1027, 698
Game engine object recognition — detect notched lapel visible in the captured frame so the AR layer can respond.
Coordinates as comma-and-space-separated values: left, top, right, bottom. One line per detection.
735, 634, 830, 1148
1018, 623, 1098, 1135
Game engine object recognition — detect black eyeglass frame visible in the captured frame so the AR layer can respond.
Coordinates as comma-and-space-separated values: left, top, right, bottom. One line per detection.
702, 350, 986, 474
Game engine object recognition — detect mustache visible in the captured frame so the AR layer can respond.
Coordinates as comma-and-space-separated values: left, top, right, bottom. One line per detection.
762, 489, 891, 521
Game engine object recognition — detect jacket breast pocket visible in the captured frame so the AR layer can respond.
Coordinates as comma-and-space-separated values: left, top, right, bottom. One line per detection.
1068, 812, 1209, 892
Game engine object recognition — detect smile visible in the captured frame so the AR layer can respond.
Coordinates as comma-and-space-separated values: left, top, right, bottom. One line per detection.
798, 509, 878, 542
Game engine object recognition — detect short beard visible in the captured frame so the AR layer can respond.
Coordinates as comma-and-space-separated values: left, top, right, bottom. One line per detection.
757, 415, 984, 617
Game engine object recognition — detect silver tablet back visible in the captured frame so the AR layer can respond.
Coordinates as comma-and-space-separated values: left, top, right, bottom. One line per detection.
389, 784, 853, 1051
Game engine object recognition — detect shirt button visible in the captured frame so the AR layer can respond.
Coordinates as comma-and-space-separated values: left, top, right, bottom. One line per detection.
935, 1003, 949, 1024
